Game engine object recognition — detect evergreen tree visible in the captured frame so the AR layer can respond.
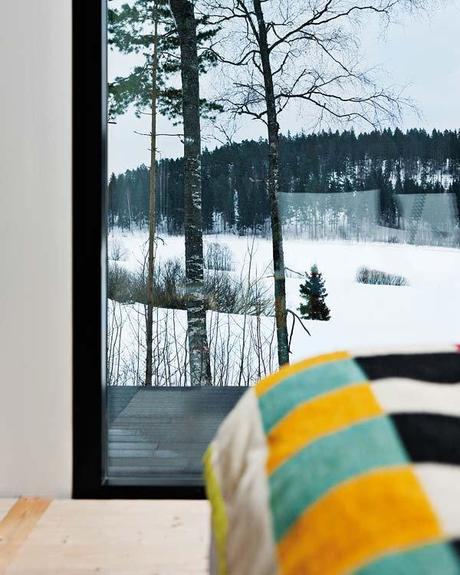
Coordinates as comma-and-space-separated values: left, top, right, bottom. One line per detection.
108, 128, 460, 235
298, 265, 331, 321
109, 0, 175, 386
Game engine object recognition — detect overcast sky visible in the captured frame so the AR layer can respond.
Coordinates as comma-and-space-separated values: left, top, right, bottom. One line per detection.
108, 0, 460, 175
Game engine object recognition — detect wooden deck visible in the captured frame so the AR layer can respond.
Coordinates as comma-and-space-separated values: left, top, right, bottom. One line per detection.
0, 498, 209, 574
107, 386, 246, 484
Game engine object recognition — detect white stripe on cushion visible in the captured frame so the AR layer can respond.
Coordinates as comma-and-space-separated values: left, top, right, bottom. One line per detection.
372, 379, 460, 416
415, 463, 460, 537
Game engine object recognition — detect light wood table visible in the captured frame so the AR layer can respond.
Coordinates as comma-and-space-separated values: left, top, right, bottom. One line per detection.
0, 498, 210, 574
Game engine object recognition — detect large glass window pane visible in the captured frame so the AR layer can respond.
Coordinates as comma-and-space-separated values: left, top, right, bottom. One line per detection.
105, 0, 460, 485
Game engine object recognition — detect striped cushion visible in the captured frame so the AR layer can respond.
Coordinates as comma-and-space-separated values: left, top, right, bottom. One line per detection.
204, 346, 460, 575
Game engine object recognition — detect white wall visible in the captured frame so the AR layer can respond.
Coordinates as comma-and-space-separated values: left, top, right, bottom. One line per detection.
0, 0, 72, 497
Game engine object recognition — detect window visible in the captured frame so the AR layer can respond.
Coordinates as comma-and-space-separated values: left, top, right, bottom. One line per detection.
74, 0, 460, 496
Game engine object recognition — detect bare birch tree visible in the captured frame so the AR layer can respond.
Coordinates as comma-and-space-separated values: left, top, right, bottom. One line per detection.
170, 0, 212, 385
204, 0, 419, 366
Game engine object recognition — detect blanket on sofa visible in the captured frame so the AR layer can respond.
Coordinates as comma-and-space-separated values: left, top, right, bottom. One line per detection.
204, 346, 460, 575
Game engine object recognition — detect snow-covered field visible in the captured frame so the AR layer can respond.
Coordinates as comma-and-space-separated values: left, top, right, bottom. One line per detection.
108, 228, 460, 385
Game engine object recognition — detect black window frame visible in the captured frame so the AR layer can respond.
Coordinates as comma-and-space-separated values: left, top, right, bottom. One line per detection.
72, 0, 204, 499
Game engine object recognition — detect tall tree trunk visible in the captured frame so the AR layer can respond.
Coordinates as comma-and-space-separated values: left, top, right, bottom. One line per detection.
252, 0, 290, 366
170, 0, 212, 386
126, 187, 132, 230
145, 6, 159, 387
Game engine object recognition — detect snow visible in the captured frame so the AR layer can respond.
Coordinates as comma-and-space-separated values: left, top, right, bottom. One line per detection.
108, 228, 460, 385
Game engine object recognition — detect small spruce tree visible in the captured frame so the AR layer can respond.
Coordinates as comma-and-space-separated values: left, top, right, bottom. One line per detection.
298, 264, 331, 321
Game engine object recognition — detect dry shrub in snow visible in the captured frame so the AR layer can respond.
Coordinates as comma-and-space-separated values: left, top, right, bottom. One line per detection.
108, 257, 272, 315
109, 240, 126, 262
108, 263, 142, 303
356, 267, 408, 286
205, 242, 233, 271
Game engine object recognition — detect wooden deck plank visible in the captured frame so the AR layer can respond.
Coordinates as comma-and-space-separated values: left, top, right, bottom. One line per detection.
0, 497, 51, 574
107, 386, 245, 481
5, 500, 210, 575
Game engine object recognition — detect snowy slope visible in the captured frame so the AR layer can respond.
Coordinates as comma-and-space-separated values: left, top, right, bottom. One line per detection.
108, 228, 460, 385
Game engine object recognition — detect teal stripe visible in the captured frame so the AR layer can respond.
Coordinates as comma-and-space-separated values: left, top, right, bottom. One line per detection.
356, 542, 460, 575
259, 358, 366, 432
269, 416, 407, 541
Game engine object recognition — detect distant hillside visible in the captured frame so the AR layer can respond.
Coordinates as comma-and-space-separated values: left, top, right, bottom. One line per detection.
108, 128, 460, 238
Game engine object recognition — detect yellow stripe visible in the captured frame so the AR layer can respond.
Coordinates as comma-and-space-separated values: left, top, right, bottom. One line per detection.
203, 446, 228, 575
266, 383, 382, 473
255, 351, 350, 398
278, 466, 442, 575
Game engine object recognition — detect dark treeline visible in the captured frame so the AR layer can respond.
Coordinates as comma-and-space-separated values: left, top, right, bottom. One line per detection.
108, 128, 460, 233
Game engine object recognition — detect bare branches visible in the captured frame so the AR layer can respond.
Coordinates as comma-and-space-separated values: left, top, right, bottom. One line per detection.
211, 118, 240, 145
204, 0, 420, 129
287, 308, 311, 354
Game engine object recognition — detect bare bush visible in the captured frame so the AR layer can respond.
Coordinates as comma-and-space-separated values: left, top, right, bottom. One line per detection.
155, 258, 188, 309
109, 240, 126, 262
356, 267, 408, 286
204, 271, 239, 312
205, 242, 233, 271
108, 259, 186, 308
108, 263, 137, 303
109, 256, 272, 315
